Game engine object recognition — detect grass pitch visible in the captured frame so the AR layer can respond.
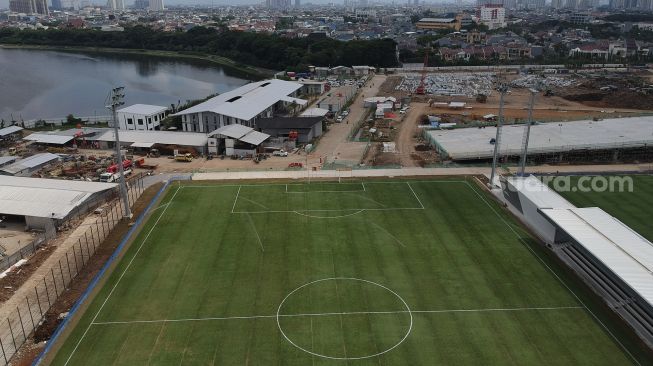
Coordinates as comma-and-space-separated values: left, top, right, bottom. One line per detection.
554, 175, 653, 242
51, 179, 641, 365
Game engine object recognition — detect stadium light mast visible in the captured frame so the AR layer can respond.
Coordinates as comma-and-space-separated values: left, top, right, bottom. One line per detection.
106, 87, 132, 219
518, 87, 538, 177
489, 84, 508, 188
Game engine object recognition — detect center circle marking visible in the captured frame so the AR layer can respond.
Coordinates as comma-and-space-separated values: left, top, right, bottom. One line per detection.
276, 277, 413, 360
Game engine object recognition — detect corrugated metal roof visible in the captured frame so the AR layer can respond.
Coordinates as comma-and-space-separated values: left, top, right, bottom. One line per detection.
240, 131, 270, 146
0, 126, 23, 137
0, 176, 117, 218
24, 133, 74, 145
301, 108, 329, 117
131, 142, 156, 148
427, 116, 653, 160
1, 153, 60, 175
209, 124, 253, 139
540, 207, 653, 307
173, 79, 305, 121
0, 156, 17, 167
96, 130, 207, 147
117, 104, 167, 115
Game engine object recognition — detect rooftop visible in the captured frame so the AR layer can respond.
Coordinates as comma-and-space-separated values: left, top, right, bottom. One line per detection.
257, 117, 323, 130
0, 126, 23, 137
173, 79, 305, 121
117, 104, 168, 115
0, 176, 117, 219
540, 207, 653, 307
0, 153, 60, 175
24, 133, 75, 145
428, 116, 653, 160
96, 130, 208, 147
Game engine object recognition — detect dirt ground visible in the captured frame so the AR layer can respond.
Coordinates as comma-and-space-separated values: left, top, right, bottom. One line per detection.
10, 183, 163, 366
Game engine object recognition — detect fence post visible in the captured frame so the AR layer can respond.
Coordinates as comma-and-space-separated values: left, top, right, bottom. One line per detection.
78, 238, 85, 265
34, 287, 43, 316
85, 238, 92, 260
7, 318, 17, 352
65, 253, 73, 280
85, 231, 94, 251
72, 246, 79, 275
26, 297, 35, 330
43, 278, 51, 308
17, 307, 26, 342
51, 268, 59, 295
0, 336, 7, 365
59, 260, 66, 287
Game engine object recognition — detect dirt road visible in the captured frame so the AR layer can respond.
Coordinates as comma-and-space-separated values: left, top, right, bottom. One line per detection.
395, 103, 429, 167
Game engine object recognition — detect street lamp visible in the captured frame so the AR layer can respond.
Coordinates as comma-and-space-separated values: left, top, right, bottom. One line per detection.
106, 87, 132, 219
489, 84, 508, 188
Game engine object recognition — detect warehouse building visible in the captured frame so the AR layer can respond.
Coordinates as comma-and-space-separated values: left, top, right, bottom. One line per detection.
0, 176, 117, 238
426, 116, 653, 163
0, 126, 23, 145
0, 153, 60, 177
174, 79, 307, 134
257, 117, 323, 143
207, 124, 270, 157
500, 175, 653, 349
116, 104, 167, 131
95, 130, 209, 155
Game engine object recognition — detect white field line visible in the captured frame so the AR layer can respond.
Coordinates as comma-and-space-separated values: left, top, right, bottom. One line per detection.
463, 181, 641, 366
231, 185, 242, 213
293, 210, 365, 219
369, 221, 406, 248
90, 306, 584, 326
246, 213, 265, 252
233, 207, 424, 214
406, 182, 425, 209
239, 196, 270, 210
63, 186, 182, 366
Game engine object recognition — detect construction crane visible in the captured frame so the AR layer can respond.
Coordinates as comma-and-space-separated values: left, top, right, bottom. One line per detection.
415, 49, 429, 95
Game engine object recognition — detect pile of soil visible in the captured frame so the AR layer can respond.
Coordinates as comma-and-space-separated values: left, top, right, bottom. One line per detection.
558, 76, 653, 110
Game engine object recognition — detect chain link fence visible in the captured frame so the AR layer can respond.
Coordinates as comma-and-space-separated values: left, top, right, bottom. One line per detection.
0, 174, 146, 365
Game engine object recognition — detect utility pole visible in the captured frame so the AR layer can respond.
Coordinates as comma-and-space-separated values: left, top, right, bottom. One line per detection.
106, 87, 132, 219
489, 84, 508, 188
518, 88, 538, 176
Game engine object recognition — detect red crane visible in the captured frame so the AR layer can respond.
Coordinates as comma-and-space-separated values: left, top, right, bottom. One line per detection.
415, 50, 429, 95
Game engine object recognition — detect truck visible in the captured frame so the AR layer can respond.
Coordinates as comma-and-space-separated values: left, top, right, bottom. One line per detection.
107, 159, 132, 174
174, 153, 193, 162
99, 169, 132, 183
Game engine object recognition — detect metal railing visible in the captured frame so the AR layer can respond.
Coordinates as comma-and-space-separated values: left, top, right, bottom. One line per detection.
0, 174, 145, 365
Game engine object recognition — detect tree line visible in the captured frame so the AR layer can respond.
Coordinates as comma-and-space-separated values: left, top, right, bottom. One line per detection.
0, 26, 399, 70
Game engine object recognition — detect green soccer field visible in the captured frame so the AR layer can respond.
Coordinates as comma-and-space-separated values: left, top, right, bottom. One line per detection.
50, 179, 641, 365
554, 175, 653, 242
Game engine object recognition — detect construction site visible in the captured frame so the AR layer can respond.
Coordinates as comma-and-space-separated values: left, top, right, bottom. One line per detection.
355, 66, 653, 168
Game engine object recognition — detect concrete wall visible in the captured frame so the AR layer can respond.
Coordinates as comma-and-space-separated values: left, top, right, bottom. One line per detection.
25, 216, 56, 239
118, 111, 164, 131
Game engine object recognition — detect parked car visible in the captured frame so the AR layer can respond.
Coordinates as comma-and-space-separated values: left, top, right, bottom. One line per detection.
336, 116, 344, 122
273, 150, 288, 157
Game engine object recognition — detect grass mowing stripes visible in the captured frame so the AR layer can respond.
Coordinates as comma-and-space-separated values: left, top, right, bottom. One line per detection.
49, 179, 643, 365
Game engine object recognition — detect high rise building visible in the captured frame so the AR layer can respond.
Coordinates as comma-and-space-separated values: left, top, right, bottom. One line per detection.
148, 0, 164, 11
107, 0, 123, 10
134, 0, 149, 8
295, 0, 300, 7
51, 0, 62, 10
267, 0, 290, 8
9, 0, 49, 14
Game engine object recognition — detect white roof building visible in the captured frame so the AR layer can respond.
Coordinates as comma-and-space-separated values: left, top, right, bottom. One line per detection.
96, 130, 208, 150
0, 176, 117, 219
0, 153, 60, 176
24, 133, 75, 145
173, 80, 307, 134
428, 116, 653, 161
0, 125, 23, 138
116, 104, 168, 131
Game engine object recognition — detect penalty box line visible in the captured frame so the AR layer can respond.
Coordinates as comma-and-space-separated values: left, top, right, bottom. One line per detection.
91, 306, 584, 326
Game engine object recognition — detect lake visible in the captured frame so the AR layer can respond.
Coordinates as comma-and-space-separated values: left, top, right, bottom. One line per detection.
0, 47, 252, 122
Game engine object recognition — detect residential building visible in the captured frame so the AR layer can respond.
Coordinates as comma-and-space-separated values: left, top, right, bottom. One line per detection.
106, 0, 123, 10
148, 0, 164, 11
9, 0, 48, 15
416, 17, 462, 31
116, 104, 167, 131
174, 79, 307, 134
479, 5, 506, 30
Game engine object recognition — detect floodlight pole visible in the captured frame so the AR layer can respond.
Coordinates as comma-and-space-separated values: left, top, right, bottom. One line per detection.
518, 88, 537, 177
489, 84, 508, 188
107, 87, 132, 219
